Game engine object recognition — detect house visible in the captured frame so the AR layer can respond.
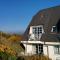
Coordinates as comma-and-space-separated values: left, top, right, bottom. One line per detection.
21, 6, 60, 60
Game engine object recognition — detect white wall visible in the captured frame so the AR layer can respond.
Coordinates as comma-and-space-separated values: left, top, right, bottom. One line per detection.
29, 26, 32, 34
21, 44, 34, 55
25, 44, 36, 55
26, 44, 32, 54
48, 46, 54, 60
43, 45, 60, 60
23, 41, 60, 60
32, 45, 36, 54
43, 45, 48, 56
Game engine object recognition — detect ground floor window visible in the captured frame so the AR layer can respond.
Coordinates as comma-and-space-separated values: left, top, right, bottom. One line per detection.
36, 44, 43, 54
54, 45, 60, 54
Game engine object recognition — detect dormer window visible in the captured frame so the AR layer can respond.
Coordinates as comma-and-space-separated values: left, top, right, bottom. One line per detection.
32, 25, 44, 39
32, 25, 44, 35
51, 26, 57, 32
29, 25, 44, 40
33, 27, 42, 34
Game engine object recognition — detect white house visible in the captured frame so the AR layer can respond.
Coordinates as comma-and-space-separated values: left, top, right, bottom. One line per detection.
21, 6, 60, 60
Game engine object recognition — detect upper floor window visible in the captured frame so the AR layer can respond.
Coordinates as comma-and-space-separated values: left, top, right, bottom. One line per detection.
29, 25, 44, 40
31, 25, 44, 39
51, 26, 57, 32
32, 25, 44, 35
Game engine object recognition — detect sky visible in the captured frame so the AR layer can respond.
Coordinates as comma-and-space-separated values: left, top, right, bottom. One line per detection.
0, 0, 60, 33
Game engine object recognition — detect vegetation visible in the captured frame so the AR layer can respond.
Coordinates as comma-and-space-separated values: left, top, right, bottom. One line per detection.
16, 55, 52, 60
0, 31, 52, 60
0, 51, 17, 60
0, 31, 24, 57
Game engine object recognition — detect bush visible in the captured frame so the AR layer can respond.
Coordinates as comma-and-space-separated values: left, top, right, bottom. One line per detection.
0, 51, 17, 60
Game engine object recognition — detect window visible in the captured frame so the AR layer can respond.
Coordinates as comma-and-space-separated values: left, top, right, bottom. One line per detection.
32, 26, 44, 39
51, 26, 57, 32
33, 27, 37, 34
54, 45, 60, 54
36, 44, 43, 54
33, 26, 43, 34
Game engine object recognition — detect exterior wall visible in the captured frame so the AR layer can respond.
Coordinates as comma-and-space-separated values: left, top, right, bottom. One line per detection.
29, 26, 33, 34
32, 45, 36, 54
26, 44, 32, 54
48, 46, 54, 60
43, 45, 48, 56
24, 43, 60, 60
24, 44, 36, 55
43, 45, 60, 60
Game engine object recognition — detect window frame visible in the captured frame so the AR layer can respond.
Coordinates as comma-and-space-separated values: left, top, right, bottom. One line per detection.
36, 44, 43, 54
32, 25, 44, 35
51, 26, 57, 32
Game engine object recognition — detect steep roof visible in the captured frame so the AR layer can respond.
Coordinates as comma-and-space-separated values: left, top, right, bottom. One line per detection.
40, 34, 60, 42
23, 5, 60, 42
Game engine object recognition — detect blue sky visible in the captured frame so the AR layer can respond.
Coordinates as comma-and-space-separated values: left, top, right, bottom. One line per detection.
0, 0, 60, 33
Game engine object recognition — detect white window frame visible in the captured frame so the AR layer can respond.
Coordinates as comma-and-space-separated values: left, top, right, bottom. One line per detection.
51, 26, 57, 32
32, 25, 44, 38
36, 44, 43, 54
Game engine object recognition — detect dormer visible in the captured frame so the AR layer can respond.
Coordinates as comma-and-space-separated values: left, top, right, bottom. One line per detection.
29, 25, 44, 34
51, 26, 57, 33
29, 25, 44, 40
32, 25, 44, 34
51, 19, 60, 34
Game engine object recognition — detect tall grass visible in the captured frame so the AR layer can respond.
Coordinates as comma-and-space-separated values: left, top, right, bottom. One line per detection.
19, 55, 52, 60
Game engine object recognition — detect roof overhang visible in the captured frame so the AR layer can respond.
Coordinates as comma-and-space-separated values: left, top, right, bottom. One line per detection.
21, 41, 44, 44
21, 41, 60, 45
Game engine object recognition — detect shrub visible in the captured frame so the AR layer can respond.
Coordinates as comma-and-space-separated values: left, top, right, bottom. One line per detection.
0, 51, 17, 60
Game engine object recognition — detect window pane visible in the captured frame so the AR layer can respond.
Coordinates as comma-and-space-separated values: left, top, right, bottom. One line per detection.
38, 27, 42, 33
53, 27, 56, 32
33, 27, 37, 34
51, 26, 57, 32
36, 44, 43, 54
32, 26, 43, 39
36, 45, 38, 54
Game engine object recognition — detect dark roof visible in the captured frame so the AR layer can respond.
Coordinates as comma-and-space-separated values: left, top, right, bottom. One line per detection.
23, 5, 60, 42
40, 33, 60, 42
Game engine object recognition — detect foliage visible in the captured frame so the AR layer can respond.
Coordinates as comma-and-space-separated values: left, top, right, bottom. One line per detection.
0, 51, 17, 60
8, 35, 23, 42
0, 44, 16, 56
0, 31, 24, 56
21, 55, 52, 60
0, 31, 11, 39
